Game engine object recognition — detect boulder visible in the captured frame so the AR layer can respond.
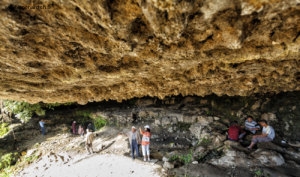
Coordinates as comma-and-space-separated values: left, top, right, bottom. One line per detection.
252, 149, 285, 166
163, 161, 175, 169
209, 150, 249, 167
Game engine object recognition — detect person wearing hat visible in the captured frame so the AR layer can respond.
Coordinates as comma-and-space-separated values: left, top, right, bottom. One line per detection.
140, 125, 151, 161
127, 126, 141, 159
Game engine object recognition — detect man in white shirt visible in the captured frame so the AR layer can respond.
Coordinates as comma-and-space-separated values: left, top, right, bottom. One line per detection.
247, 120, 275, 150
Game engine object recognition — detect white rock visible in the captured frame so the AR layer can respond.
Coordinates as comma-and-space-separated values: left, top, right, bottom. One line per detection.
253, 150, 285, 166
192, 161, 198, 164
162, 156, 169, 162
261, 113, 277, 122
163, 162, 174, 169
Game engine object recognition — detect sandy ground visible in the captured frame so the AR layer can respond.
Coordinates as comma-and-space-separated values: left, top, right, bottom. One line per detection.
16, 153, 162, 177
12, 127, 164, 177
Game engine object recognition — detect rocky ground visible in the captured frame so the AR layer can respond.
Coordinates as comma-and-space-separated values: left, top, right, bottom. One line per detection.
11, 126, 164, 177
1, 93, 300, 177
4, 123, 300, 177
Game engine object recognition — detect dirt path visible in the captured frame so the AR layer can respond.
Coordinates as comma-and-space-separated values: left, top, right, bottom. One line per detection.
12, 126, 164, 177
16, 153, 162, 177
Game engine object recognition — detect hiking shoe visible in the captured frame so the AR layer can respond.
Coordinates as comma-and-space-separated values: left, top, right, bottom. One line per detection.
144, 158, 147, 162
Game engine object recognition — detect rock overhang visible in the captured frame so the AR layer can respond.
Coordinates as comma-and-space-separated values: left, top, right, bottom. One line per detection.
0, 0, 299, 104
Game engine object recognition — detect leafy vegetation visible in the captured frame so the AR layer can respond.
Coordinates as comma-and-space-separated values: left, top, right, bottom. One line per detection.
0, 152, 19, 171
75, 110, 92, 125
75, 110, 107, 130
0, 166, 12, 177
94, 116, 107, 130
169, 150, 193, 165
254, 168, 264, 177
2, 100, 45, 123
0, 123, 9, 137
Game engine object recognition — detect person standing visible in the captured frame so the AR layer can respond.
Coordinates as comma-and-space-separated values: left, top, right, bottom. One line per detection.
244, 116, 260, 134
127, 126, 141, 159
78, 124, 84, 137
85, 128, 94, 154
72, 121, 76, 134
140, 125, 151, 162
39, 119, 46, 136
247, 120, 275, 150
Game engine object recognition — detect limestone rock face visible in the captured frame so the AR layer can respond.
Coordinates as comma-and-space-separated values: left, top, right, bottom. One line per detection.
0, 0, 299, 104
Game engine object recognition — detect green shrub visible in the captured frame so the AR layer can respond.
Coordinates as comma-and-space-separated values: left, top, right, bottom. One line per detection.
180, 151, 193, 164
74, 111, 107, 129
0, 123, 9, 137
169, 150, 193, 165
0, 166, 12, 177
0, 152, 19, 170
3, 100, 45, 123
94, 116, 107, 130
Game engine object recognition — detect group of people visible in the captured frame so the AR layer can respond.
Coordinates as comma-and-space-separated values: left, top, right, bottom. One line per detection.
71, 121, 94, 137
82, 124, 152, 159
39, 116, 274, 159
128, 125, 151, 161
227, 116, 276, 150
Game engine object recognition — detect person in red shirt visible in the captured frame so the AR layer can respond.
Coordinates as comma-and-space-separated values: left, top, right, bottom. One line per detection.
140, 125, 151, 162
228, 121, 245, 141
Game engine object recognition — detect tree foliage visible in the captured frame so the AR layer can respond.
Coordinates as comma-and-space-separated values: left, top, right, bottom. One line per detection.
2, 101, 45, 123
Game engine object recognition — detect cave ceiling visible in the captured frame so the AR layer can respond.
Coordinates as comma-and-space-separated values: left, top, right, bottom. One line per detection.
0, 0, 299, 104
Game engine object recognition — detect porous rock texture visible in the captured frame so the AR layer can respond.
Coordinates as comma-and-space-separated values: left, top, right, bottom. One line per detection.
0, 0, 299, 104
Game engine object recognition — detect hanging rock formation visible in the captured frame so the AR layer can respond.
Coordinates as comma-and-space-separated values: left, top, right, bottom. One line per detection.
0, 0, 299, 104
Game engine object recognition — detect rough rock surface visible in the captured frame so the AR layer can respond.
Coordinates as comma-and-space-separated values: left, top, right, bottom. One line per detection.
0, 0, 299, 104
